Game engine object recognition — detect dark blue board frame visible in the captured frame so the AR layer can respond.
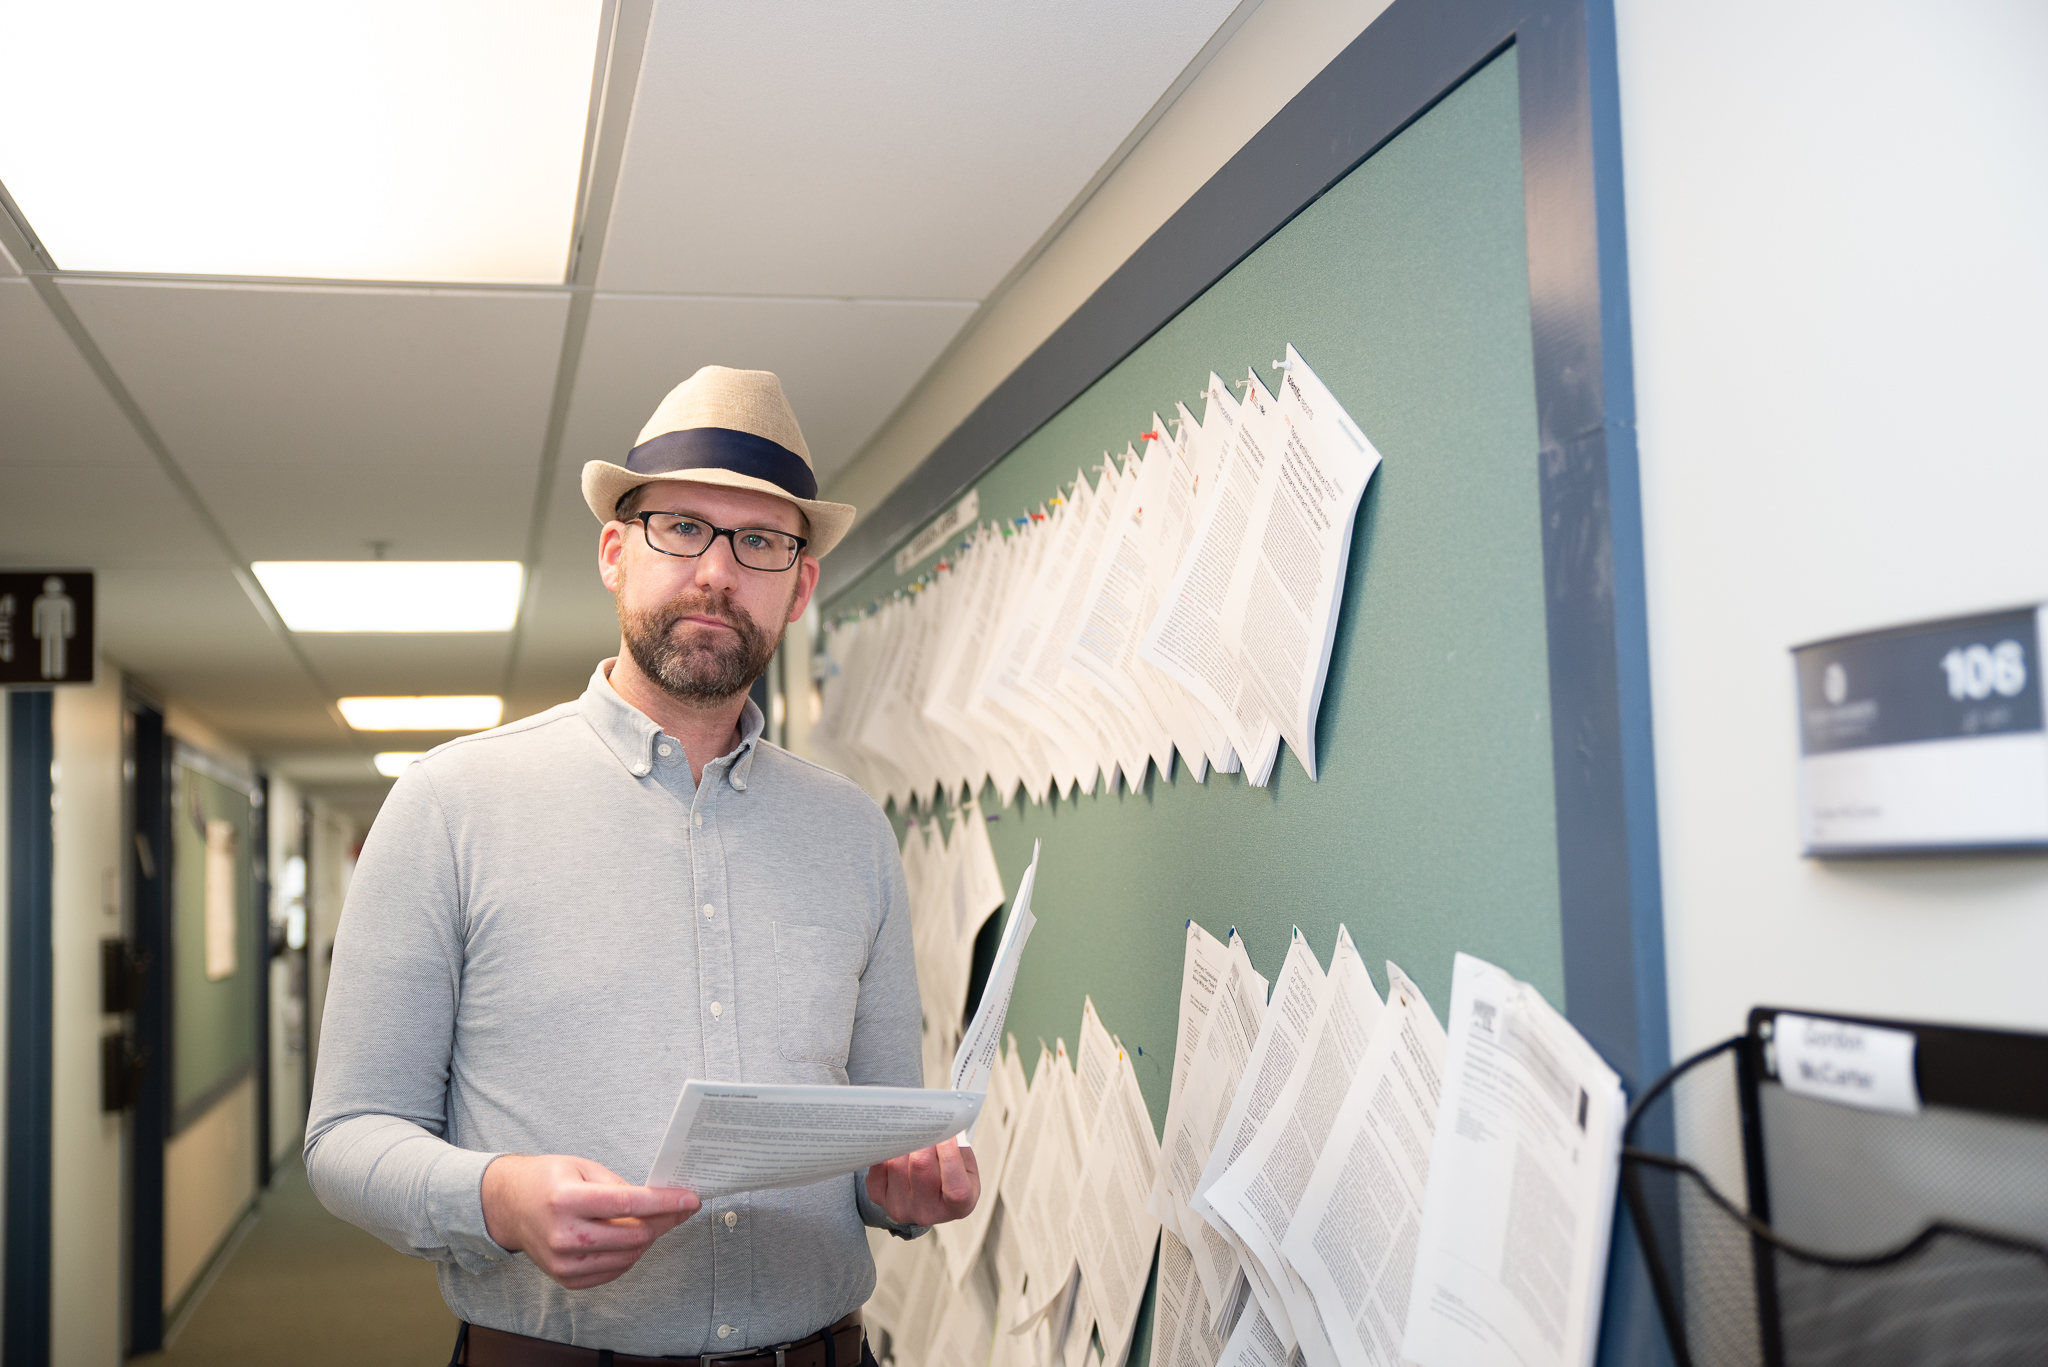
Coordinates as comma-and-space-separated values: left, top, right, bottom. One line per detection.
818, 1, 1669, 1360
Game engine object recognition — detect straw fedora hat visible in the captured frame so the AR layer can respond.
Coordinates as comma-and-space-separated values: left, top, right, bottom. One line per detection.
581, 366, 856, 557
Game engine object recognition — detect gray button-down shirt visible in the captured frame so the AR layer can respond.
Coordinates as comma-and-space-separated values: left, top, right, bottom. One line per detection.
306, 662, 924, 1355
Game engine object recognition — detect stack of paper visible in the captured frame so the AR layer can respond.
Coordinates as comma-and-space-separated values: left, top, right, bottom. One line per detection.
1281, 964, 1447, 1366
1142, 930, 1620, 1367
1071, 1042, 1163, 1367
859, 912, 1626, 1367
643, 843, 1039, 1201
1201, 927, 1384, 1365
810, 346, 1383, 812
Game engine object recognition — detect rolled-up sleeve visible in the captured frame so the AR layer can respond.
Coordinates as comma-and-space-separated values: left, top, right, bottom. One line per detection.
304, 767, 512, 1272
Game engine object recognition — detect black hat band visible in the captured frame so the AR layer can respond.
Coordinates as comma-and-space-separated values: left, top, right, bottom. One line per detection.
624, 427, 818, 501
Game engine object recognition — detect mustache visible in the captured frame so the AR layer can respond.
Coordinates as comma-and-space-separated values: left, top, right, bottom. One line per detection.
658, 592, 748, 631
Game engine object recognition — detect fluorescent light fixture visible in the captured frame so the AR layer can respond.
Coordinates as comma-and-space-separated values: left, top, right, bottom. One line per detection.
339, 697, 503, 731
372, 752, 427, 778
253, 562, 524, 633
0, 2, 602, 282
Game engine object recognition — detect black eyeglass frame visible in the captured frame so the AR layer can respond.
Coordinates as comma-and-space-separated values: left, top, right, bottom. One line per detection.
630, 511, 810, 572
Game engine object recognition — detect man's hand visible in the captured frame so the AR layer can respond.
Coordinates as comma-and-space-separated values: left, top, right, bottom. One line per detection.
867, 1137, 980, 1227
481, 1154, 700, 1290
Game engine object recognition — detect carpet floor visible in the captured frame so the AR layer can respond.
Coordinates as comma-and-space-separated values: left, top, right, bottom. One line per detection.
131, 1157, 458, 1366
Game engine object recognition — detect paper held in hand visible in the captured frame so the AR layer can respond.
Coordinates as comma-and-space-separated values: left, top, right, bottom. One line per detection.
952, 841, 1042, 1104
645, 841, 1042, 1197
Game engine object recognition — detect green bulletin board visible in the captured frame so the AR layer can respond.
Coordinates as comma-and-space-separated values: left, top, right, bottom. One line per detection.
171, 756, 257, 1129
834, 54, 1556, 1362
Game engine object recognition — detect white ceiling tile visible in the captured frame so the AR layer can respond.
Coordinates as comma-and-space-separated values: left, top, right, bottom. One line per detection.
0, 460, 223, 568
96, 566, 332, 731
0, 236, 19, 274
597, 0, 1242, 298
294, 632, 512, 697
182, 458, 533, 562
0, 279, 158, 468
562, 293, 975, 487
56, 280, 569, 475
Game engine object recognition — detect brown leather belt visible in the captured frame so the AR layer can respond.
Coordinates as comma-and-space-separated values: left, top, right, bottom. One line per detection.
457, 1310, 864, 1367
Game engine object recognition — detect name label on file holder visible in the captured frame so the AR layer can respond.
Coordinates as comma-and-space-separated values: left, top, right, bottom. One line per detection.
1774, 1014, 1921, 1116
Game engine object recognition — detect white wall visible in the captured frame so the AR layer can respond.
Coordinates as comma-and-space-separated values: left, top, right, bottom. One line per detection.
1615, 0, 2048, 1055
50, 674, 126, 1367
303, 799, 355, 1094
265, 775, 306, 1165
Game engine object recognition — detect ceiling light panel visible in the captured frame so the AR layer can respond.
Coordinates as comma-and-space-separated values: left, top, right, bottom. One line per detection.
253, 562, 524, 632
0, 1, 603, 282
372, 752, 426, 777
339, 696, 503, 731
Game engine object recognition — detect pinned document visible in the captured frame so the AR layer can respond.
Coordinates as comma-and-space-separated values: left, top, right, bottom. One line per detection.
1280, 963, 1447, 1366
1191, 929, 1325, 1346
1401, 954, 1625, 1367
1069, 1044, 1163, 1367
1201, 926, 1385, 1361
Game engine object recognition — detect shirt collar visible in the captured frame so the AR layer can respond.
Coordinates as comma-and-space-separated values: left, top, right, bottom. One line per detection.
578, 659, 765, 790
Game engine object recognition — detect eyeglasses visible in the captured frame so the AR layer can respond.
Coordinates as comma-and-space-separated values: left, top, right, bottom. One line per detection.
632, 512, 808, 572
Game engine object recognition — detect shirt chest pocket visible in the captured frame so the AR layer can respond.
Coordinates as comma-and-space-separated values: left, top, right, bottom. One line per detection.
771, 922, 865, 1072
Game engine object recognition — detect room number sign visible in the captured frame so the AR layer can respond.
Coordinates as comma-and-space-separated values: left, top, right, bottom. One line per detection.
1793, 605, 2047, 854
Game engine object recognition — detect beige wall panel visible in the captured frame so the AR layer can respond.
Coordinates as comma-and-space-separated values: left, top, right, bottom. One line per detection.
51, 675, 127, 1367
163, 1076, 258, 1312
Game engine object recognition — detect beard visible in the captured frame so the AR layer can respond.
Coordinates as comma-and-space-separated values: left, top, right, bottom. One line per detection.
618, 573, 789, 704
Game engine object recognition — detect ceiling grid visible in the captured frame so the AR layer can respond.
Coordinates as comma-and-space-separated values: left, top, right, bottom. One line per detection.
0, 0, 1247, 818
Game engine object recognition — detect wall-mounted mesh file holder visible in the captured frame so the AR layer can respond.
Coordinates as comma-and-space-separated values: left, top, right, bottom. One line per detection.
1620, 1008, 2048, 1366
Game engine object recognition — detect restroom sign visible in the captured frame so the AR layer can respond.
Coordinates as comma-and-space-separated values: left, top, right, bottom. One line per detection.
1793, 605, 2047, 854
0, 570, 96, 687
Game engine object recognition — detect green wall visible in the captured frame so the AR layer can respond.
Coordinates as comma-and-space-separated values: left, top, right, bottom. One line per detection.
840, 52, 1551, 1363
172, 762, 257, 1124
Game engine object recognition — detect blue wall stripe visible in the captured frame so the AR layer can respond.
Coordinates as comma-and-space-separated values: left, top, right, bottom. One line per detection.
7, 690, 55, 1367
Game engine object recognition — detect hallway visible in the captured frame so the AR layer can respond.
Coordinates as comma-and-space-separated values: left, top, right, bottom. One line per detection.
132, 1161, 455, 1367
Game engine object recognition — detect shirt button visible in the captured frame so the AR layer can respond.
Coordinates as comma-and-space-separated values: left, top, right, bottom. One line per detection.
694, 812, 703, 826
632, 763, 648, 776
658, 744, 673, 757
724, 1211, 738, 1229
709, 1001, 723, 1018
703, 903, 715, 918
717, 1325, 733, 1339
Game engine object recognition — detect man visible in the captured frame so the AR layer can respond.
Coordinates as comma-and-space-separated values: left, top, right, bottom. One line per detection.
308, 367, 976, 1366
